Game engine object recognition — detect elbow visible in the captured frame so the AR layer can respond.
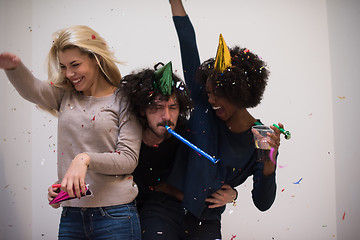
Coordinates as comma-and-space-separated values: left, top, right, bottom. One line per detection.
253, 194, 276, 212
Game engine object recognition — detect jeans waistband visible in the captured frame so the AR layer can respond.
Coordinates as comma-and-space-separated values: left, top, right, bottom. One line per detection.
63, 201, 136, 212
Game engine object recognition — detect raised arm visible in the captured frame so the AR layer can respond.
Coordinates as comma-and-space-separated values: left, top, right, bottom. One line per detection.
1, 52, 63, 110
170, 0, 202, 101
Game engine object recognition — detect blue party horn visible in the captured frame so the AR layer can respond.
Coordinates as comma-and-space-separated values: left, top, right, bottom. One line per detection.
165, 126, 219, 164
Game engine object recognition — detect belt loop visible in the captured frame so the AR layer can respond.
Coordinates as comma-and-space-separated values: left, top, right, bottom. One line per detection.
98, 207, 105, 216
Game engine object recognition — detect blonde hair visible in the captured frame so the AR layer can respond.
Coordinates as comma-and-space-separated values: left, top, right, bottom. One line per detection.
47, 25, 122, 89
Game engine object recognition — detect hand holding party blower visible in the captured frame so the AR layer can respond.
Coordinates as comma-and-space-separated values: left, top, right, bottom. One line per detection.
49, 184, 92, 205
165, 125, 219, 164
272, 124, 291, 140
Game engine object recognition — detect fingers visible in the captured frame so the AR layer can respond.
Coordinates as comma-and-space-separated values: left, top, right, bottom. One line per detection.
48, 183, 61, 209
206, 184, 236, 208
269, 123, 283, 149
61, 153, 89, 199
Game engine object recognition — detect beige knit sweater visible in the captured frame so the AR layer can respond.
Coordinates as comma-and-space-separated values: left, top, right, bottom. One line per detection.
6, 63, 142, 207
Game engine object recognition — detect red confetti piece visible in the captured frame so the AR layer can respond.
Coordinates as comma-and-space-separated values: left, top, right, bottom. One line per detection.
92, 34, 96, 39
342, 212, 346, 220
231, 235, 237, 240
281, 188, 285, 192
244, 49, 249, 53
50, 82, 54, 85
81, 124, 84, 127
92, 116, 95, 121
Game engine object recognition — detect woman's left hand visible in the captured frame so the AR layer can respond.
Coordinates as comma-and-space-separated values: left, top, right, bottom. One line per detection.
262, 122, 283, 175
269, 122, 282, 155
60, 153, 90, 198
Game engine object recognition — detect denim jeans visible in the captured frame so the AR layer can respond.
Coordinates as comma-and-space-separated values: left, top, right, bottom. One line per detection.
58, 202, 141, 240
139, 192, 221, 240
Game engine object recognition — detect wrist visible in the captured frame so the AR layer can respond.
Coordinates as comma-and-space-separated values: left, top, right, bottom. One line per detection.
75, 153, 90, 167
231, 187, 238, 206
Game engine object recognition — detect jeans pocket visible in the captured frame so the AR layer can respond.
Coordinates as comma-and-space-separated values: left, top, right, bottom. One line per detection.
100, 205, 131, 220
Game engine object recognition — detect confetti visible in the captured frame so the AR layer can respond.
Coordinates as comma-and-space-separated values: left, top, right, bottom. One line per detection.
269, 147, 286, 168
293, 178, 303, 184
342, 212, 346, 220
92, 34, 96, 40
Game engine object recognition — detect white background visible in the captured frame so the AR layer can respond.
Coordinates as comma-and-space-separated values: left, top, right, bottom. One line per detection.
0, 0, 359, 239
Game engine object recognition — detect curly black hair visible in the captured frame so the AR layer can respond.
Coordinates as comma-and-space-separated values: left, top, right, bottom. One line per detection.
196, 46, 269, 108
120, 64, 193, 128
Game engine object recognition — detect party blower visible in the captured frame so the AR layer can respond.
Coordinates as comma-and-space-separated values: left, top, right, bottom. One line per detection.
165, 125, 219, 164
49, 184, 92, 205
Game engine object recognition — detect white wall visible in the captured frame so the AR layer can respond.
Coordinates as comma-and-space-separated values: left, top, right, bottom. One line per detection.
327, 1, 360, 240
0, 0, 358, 239
0, 0, 33, 239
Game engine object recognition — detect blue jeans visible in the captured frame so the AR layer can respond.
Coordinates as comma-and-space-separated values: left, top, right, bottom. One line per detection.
139, 192, 221, 240
58, 202, 141, 240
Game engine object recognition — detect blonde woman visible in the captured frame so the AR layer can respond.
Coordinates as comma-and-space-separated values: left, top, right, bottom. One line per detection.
0, 25, 142, 239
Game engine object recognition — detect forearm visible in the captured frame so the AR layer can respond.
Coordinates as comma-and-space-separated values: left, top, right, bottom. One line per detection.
88, 114, 142, 175
173, 15, 201, 99
5, 61, 63, 109
252, 172, 277, 211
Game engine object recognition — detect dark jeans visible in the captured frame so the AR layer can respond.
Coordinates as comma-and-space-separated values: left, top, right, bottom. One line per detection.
58, 202, 141, 240
139, 192, 221, 240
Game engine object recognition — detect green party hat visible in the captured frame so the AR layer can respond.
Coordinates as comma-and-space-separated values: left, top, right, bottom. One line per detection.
152, 61, 173, 96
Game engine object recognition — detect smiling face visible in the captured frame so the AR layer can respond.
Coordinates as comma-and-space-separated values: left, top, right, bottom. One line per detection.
59, 47, 101, 96
144, 94, 180, 141
206, 79, 240, 124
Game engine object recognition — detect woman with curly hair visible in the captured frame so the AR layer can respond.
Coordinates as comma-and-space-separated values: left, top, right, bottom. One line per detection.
0, 25, 142, 239
155, 0, 285, 239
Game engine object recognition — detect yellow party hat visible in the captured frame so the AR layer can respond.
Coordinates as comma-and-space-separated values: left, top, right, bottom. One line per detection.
214, 34, 232, 73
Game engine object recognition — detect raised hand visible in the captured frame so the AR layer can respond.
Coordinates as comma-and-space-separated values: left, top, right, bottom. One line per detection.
0, 52, 21, 70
